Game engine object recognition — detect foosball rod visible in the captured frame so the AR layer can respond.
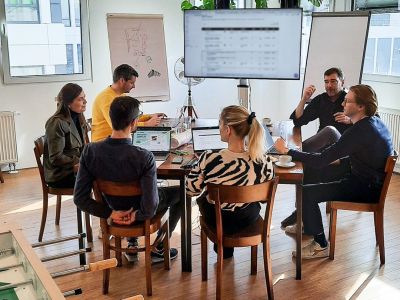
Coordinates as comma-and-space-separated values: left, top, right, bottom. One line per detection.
63, 288, 82, 297
40, 248, 91, 262
51, 258, 118, 278
0, 280, 32, 292
0, 248, 14, 256
32, 233, 86, 248
0, 263, 23, 272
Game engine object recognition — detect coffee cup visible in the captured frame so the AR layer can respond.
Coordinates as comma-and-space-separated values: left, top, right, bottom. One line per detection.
278, 155, 292, 165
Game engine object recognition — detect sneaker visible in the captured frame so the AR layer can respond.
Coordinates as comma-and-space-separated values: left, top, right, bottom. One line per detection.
292, 240, 329, 259
281, 210, 297, 228
151, 247, 178, 264
124, 240, 139, 263
284, 223, 304, 235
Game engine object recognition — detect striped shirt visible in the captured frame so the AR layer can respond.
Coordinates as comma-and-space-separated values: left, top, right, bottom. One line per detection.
186, 149, 274, 211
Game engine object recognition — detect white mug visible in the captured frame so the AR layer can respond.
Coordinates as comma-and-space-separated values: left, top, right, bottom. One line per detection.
279, 155, 292, 165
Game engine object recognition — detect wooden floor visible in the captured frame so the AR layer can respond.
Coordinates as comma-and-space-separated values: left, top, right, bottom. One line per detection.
1, 169, 400, 299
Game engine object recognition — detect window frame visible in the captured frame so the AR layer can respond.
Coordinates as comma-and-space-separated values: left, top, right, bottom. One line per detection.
4, 0, 40, 24
353, 2, 400, 83
0, 0, 92, 84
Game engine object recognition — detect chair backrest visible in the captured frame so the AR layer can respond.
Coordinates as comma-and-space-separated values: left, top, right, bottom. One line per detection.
378, 150, 398, 209
207, 176, 279, 237
33, 136, 47, 189
93, 179, 142, 204
84, 118, 92, 143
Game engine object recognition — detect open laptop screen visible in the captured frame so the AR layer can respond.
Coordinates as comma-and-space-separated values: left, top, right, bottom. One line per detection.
192, 126, 227, 153
132, 127, 171, 153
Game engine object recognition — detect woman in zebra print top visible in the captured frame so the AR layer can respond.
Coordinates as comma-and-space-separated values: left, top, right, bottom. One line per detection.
186, 105, 274, 258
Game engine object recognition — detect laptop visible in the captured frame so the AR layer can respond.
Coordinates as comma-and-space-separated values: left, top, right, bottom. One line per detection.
132, 127, 172, 160
192, 126, 228, 155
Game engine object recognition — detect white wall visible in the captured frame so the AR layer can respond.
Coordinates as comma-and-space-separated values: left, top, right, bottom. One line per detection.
0, 0, 280, 170
1, 0, 399, 170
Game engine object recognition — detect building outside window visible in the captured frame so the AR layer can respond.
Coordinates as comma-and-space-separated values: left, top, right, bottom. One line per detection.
5, 0, 39, 23
355, 0, 400, 79
0, 0, 90, 83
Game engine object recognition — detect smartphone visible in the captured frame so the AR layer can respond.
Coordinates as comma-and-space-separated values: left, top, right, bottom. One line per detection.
171, 156, 183, 164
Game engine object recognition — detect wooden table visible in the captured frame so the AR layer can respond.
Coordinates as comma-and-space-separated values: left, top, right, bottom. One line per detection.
158, 119, 304, 279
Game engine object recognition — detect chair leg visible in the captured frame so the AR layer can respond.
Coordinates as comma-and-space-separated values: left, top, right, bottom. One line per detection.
102, 235, 111, 294
263, 239, 274, 300
115, 236, 122, 267
374, 211, 385, 265
200, 229, 208, 281
163, 220, 170, 270
329, 208, 337, 260
145, 229, 152, 296
84, 213, 93, 243
216, 242, 223, 300
38, 192, 49, 242
55, 195, 62, 225
0, 170, 4, 183
251, 245, 257, 275
326, 201, 331, 214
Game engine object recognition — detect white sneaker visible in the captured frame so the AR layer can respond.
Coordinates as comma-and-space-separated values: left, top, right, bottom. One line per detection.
292, 240, 329, 259
284, 223, 304, 235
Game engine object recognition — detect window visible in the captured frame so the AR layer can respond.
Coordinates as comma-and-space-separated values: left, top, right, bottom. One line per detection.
5, 0, 39, 23
355, 1, 400, 81
0, 0, 91, 83
50, 0, 71, 27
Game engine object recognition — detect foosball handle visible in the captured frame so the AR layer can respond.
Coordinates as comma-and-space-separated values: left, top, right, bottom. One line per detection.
87, 258, 118, 272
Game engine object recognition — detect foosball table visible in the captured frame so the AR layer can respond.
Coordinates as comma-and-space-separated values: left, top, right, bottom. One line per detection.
0, 226, 65, 299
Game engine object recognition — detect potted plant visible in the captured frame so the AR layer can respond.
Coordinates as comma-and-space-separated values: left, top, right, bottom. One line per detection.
181, 0, 322, 9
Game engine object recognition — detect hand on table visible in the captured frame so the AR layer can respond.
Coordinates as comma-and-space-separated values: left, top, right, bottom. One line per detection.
274, 138, 289, 155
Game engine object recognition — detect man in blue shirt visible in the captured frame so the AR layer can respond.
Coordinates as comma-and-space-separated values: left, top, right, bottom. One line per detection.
74, 96, 180, 263
282, 68, 353, 228
275, 84, 393, 259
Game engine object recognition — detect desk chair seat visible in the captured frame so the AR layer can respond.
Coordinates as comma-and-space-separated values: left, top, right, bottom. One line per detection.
200, 177, 279, 300
328, 152, 398, 265
93, 179, 171, 296
34, 136, 92, 242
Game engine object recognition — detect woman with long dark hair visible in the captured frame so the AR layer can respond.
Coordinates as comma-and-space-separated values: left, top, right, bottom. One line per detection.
44, 83, 87, 188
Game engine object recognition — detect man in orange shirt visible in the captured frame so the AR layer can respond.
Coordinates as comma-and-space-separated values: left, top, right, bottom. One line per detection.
92, 64, 164, 142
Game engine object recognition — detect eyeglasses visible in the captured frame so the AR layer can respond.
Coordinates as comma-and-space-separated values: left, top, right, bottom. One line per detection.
134, 110, 143, 120
342, 98, 356, 104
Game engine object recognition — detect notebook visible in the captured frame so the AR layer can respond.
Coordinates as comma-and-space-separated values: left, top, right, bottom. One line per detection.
132, 127, 172, 160
191, 126, 228, 154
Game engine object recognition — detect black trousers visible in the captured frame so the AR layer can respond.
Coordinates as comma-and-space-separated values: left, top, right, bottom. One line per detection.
302, 175, 381, 236
47, 173, 76, 188
197, 195, 261, 235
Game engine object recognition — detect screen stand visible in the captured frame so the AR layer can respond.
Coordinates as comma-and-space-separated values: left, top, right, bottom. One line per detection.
182, 81, 199, 119
238, 79, 251, 110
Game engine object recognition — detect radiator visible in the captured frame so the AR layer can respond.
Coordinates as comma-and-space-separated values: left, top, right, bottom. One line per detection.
378, 107, 400, 172
0, 111, 18, 164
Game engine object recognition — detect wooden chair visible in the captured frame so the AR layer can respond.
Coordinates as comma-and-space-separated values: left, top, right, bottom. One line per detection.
329, 152, 398, 265
93, 179, 171, 296
200, 177, 279, 300
34, 136, 92, 242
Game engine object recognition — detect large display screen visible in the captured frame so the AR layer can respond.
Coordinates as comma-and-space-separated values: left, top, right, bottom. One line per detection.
184, 8, 302, 79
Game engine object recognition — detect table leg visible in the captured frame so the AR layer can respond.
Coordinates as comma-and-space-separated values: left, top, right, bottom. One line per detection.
295, 184, 302, 280
180, 177, 191, 272
185, 193, 192, 272
76, 207, 86, 265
